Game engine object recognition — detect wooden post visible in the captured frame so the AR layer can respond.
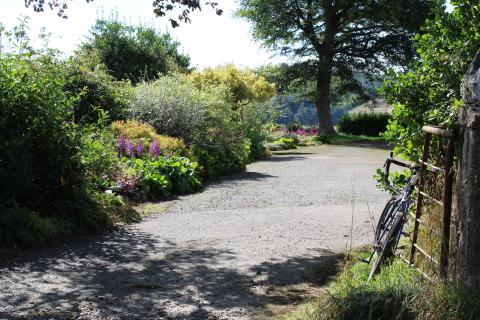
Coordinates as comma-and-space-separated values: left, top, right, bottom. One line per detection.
410, 132, 432, 265
456, 50, 480, 289
440, 138, 454, 280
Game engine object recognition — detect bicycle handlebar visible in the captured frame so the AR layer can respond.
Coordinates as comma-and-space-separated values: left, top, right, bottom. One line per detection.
382, 152, 421, 192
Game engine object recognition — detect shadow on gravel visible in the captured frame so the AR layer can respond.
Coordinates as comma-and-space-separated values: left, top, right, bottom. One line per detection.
263, 155, 308, 162
204, 171, 277, 189
1, 231, 343, 320
332, 141, 391, 150
270, 151, 317, 156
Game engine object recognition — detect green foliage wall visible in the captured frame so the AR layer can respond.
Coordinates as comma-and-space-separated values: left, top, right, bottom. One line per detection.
338, 112, 390, 137
382, 0, 480, 160
64, 57, 133, 124
0, 55, 81, 212
0, 54, 114, 247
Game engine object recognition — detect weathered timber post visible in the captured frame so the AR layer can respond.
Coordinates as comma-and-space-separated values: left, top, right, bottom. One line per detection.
457, 50, 480, 289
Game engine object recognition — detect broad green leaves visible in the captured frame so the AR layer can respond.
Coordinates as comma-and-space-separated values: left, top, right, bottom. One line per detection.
382, 0, 480, 160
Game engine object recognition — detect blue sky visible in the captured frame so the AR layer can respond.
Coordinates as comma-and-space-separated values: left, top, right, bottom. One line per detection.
0, 0, 286, 68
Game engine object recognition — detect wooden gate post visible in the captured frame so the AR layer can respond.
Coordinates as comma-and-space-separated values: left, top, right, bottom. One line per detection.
457, 50, 480, 289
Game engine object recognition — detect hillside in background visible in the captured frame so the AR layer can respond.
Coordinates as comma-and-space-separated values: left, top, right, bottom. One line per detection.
348, 99, 391, 114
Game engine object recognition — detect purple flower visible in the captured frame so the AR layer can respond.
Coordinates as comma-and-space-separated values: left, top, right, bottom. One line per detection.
296, 128, 308, 136
149, 140, 161, 159
136, 141, 143, 158
116, 135, 127, 157
165, 151, 172, 160
126, 139, 135, 158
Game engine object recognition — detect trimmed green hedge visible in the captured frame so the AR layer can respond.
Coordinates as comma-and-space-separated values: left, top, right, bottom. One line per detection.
338, 112, 390, 136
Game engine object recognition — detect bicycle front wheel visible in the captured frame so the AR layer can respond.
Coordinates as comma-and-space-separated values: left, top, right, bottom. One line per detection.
368, 212, 404, 281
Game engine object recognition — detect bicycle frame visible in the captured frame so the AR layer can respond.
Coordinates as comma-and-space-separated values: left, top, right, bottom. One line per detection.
362, 154, 420, 265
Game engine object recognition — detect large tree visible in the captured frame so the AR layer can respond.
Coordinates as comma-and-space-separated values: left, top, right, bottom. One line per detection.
237, 0, 443, 133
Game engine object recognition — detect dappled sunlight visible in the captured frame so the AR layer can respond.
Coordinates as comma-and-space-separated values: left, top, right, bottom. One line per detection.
1, 231, 342, 319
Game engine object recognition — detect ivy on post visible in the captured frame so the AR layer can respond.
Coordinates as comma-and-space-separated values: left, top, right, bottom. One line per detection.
457, 50, 480, 289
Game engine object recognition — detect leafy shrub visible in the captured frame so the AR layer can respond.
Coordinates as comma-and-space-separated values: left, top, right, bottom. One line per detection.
0, 52, 128, 247
130, 158, 173, 198
80, 17, 190, 83
80, 126, 120, 190
243, 101, 279, 160
129, 76, 208, 142
130, 156, 201, 198
120, 157, 201, 199
111, 120, 188, 156
381, 1, 480, 161
64, 58, 133, 124
187, 64, 276, 107
0, 54, 83, 215
316, 132, 332, 144
337, 112, 390, 136
129, 75, 255, 178
272, 137, 297, 149
193, 142, 250, 178
114, 135, 201, 198
0, 204, 62, 247
187, 65, 278, 162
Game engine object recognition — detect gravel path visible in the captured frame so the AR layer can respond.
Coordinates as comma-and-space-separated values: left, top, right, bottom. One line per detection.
0, 144, 389, 320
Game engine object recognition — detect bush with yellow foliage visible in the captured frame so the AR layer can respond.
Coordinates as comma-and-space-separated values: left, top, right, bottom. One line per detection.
187, 64, 276, 109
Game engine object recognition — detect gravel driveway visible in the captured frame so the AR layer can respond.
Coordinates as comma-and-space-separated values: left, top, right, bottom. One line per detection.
0, 144, 389, 320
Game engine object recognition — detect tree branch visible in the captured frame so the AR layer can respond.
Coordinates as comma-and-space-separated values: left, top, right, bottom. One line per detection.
293, 0, 323, 54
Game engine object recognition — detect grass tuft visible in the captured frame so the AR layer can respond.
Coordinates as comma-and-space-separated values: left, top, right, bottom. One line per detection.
282, 252, 480, 320
328, 133, 386, 144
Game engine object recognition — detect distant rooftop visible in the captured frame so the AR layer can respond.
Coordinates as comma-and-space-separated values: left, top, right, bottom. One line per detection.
349, 99, 392, 114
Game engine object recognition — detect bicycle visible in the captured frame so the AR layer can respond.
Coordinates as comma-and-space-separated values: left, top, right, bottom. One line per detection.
363, 152, 422, 281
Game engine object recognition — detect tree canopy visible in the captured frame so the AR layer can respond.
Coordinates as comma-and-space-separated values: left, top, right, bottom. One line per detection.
80, 17, 190, 83
24, 0, 222, 27
237, 0, 443, 132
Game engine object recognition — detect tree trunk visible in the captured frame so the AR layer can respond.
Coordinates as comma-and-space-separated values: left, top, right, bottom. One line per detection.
315, 62, 335, 133
456, 50, 480, 290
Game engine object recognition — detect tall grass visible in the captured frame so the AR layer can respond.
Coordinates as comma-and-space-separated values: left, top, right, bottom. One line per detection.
283, 253, 480, 320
